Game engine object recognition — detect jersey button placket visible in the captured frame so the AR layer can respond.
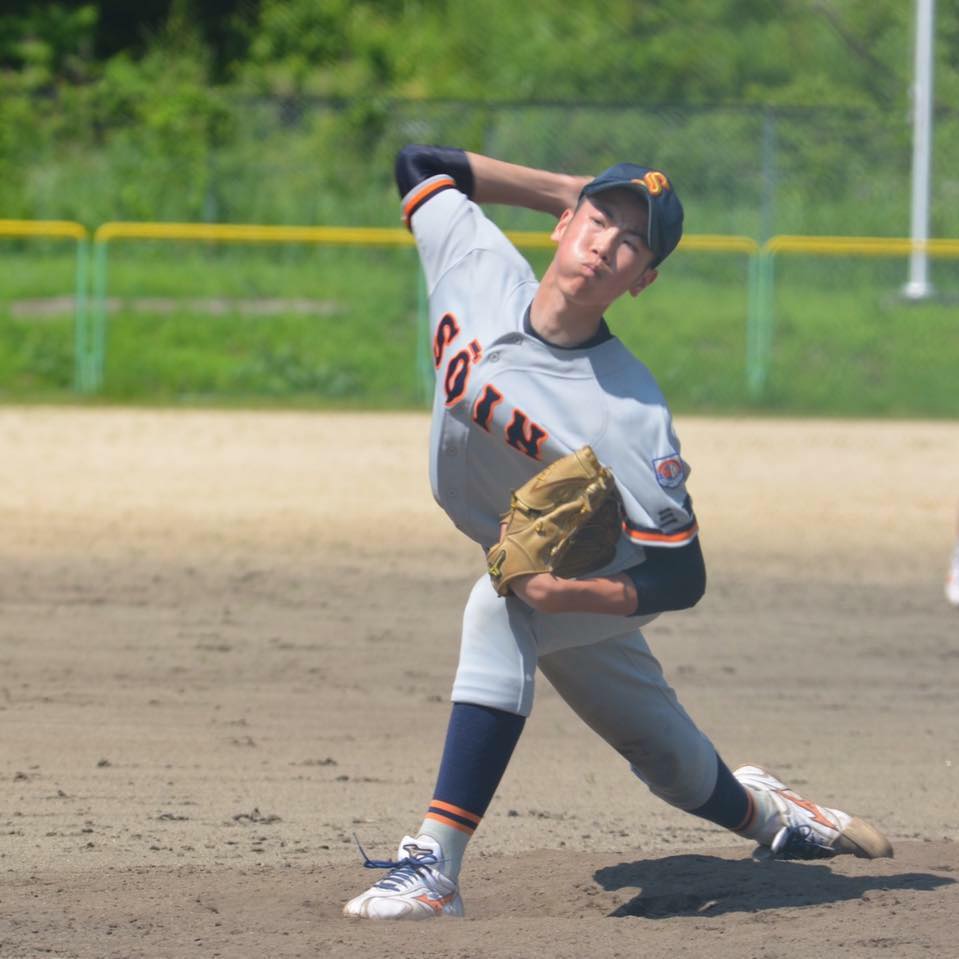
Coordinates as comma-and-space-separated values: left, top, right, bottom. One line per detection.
438, 417, 468, 513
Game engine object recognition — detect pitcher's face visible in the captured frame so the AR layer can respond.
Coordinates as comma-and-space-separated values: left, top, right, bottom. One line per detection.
549, 189, 658, 308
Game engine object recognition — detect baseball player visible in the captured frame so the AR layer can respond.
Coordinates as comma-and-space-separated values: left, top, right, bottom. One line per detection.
343, 145, 893, 920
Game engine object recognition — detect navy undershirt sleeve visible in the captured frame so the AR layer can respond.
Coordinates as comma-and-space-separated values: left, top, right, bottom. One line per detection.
624, 536, 706, 616
395, 144, 475, 198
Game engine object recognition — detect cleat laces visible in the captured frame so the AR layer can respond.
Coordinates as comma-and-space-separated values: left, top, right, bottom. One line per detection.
770, 824, 839, 860
353, 836, 448, 897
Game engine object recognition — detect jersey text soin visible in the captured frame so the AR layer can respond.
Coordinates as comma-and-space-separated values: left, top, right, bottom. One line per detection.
435, 313, 549, 461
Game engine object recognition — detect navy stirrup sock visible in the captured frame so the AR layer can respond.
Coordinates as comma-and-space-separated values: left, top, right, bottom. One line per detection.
426, 702, 526, 835
690, 755, 753, 831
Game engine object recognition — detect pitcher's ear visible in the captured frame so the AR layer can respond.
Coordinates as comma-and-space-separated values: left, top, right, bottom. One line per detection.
629, 268, 658, 298
551, 207, 575, 242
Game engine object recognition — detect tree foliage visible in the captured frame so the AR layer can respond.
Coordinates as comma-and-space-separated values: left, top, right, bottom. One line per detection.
0, 1, 956, 226
2, 0, 956, 107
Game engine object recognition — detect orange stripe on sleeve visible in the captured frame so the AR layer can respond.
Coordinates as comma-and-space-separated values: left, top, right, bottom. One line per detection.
624, 519, 699, 545
403, 176, 456, 224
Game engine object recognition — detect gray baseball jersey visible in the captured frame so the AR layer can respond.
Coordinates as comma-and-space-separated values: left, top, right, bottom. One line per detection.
403, 175, 699, 571
398, 171, 718, 804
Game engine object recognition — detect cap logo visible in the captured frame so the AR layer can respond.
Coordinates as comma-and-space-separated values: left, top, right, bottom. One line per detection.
633, 171, 670, 196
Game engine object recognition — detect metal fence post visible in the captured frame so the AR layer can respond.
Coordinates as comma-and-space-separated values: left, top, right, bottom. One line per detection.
89, 236, 109, 393
747, 247, 775, 398
72, 236, 91, 392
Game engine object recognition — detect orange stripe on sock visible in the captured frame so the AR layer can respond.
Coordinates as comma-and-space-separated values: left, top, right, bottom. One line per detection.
733, 789, 756, 833
429, 799, 482, 825
425, 812, 475, 835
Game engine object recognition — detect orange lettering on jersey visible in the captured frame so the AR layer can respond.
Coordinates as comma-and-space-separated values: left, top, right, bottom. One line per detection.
472, 384, 504, 431
433, 313, 461, 369
505, 409, 549, 460
443, 349, 472, 407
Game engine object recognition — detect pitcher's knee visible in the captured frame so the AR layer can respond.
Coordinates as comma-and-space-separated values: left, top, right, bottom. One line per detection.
451, 664, 534, 717
625, 731, 717, 810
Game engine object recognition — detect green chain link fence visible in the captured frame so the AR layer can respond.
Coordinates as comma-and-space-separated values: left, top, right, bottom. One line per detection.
1, 100, 957, 413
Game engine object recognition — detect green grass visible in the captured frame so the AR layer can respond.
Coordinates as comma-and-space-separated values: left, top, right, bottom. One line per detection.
94, 245, 424, 405
762, 258, 959, 417
1, 245, 957, 416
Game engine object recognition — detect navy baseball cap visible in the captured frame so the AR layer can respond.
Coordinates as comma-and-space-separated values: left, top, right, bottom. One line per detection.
580, 163, 684, 266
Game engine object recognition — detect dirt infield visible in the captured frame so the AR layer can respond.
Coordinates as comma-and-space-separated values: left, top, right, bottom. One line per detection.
1, 408, 957, 958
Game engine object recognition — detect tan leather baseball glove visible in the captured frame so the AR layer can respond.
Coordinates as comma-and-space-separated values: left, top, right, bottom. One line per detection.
486, 446, 623, 598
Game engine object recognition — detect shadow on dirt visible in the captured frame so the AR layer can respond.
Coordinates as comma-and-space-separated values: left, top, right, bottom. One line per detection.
594, 854, 955, 919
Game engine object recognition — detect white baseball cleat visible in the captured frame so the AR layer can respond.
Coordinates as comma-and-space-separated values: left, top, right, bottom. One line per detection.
343, 834, 464, 920
734, 765, 893, 861
946, 559, 959, 607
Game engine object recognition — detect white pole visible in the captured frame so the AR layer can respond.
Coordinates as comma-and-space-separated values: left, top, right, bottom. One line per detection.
903, 0, 936, 300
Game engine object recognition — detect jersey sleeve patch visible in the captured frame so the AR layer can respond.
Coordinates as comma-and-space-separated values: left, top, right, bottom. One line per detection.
403, 175, 457, 229
652, 452, 688, 489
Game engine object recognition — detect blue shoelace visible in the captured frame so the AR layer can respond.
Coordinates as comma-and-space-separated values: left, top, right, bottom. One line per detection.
353, 836, 442, 892
772, 824, 839, 860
